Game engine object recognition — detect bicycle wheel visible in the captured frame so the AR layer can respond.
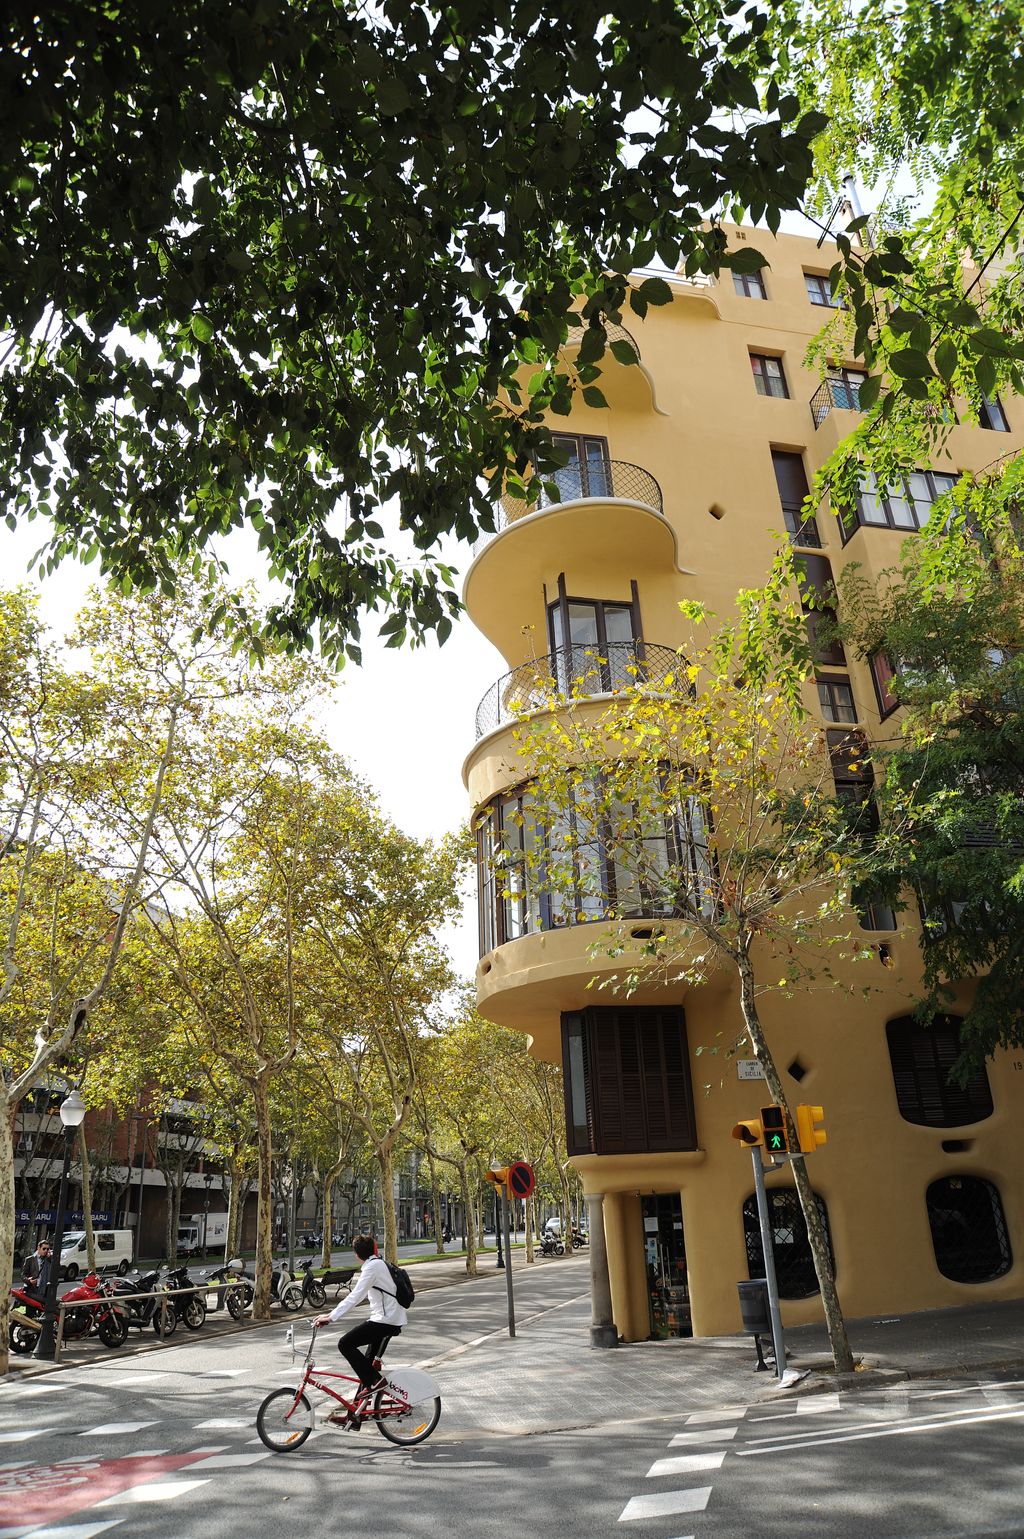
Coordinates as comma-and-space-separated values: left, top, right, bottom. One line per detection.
256, 1387, 313, 1452
372, 1385, 441, 1446
182, 1296, 206, 1330
280, 1282, 303, 1312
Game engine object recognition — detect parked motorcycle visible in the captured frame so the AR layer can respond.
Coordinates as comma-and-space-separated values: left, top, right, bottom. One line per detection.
165, 1263, 207, 1330
8, 1281, 45, 1354
296, 1258, 327, 1309
571, 1232, 588, 1249
59, 1271, 131, 1346
108, 1266, 177, 1338
538, 1234, 565, 1257
204, 1259, 254, 1320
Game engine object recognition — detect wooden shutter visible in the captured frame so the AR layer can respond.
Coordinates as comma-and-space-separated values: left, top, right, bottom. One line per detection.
573, 1007, 697, 1154
886, 1016, 993, 1126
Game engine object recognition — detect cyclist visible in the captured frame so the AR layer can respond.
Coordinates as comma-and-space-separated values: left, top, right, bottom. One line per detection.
315, 1234, 407, 1420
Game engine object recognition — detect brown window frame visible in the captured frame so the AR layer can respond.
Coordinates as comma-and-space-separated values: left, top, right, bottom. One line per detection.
815, 675, 857, 724
869, 650, 899, 718
733, 269, 767, 299
750, 353, 789, 399
805, 272, 842, 308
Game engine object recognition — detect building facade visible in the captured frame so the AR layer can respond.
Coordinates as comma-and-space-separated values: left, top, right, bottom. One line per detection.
462, 225, 1024, 1342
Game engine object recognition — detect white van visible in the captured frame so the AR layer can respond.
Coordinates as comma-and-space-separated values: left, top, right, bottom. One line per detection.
59, 1229, 134, 1279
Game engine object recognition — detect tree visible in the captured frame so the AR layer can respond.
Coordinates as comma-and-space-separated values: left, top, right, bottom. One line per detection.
836, 520, 1024, 1074
511, 575, 899, 1372
0, 2, 826, 657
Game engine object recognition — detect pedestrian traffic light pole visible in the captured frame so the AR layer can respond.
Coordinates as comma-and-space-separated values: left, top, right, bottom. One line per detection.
501, 1188, 516, 1339
749, 1146, 786, 1379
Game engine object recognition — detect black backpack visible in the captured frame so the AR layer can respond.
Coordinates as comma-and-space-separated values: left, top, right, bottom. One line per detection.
378, 1260, 415, 1309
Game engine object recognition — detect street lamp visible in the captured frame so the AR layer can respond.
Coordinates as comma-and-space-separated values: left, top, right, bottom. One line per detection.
202, 1171, 214, 1258
34, 1089, 87, 1361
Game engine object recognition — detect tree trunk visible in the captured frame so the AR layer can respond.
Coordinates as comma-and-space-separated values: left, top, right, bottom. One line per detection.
169, 1176, 183, 1266
78, 1127, 96, 1270
736, 946, 854, 1374
320, 1156, 346, 1269
477, 1189, 486, 1251
252, 1077, 275, 1318
425, 1151, 444, 1255
377, 1141, 398, 1262
224, 1167, 239, 1261
557, 1164, 574, 1255
0, 1103, 17, 1374
459, 1159, 477, 1277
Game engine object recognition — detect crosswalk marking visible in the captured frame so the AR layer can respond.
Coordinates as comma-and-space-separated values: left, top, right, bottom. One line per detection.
0, 1429, 52, 1443
684, 1408, 743, 1424
194, 1418, 252, 1429
668, 1427, 737, 1446
191, 1452, 269, 1468
738, 1401, 1024, 1456
95, 1478, 211, 1506
2, 1521, 124, 1539
646, 1451, 726, 1479
797, 1393, 841, 1415
619, 1487, 713, 1521
78, 1423, 157, 1437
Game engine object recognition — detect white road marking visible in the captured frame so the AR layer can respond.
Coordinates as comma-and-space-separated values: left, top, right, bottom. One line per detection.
4, 1522, 124, 1539
191, 1452, 270, 1468
0, 1430, 52, 1443
685, 1408, 744, 1424
77, 1423, 157, 1437
916, 1378, 1024, 1399
797, 1393, 841, 1415
647, 1451, 727, 1479
194, 1419, 252, 1429
95, 1479, 210, 1505
619, 1488, 713, 1521
668, 1428, 737, 1447
738, 1401, 1024, 1457
10, 1384, 64, 1395
200, 1369, 249, 1378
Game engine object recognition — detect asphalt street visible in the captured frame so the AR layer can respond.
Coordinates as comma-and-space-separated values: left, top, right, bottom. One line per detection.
2, 1261, 1022, 1539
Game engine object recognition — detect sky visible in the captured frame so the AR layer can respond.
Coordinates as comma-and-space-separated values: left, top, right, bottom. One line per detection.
0, 518, 504, 982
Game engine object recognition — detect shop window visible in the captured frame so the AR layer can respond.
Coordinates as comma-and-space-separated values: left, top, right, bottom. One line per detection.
644, 1194, 691, 1338
743, 1188, 833, 1299
926, 1176, 1011, 1282
750, 353, 789, 399
886, 1015, 993, 1127
561, 1007, 697, 1156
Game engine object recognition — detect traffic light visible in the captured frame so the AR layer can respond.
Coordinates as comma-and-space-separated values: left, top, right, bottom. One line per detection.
485, 1165, 509, 1189
795, 1104, 828, 1153
760, 1105, 789, 1155
731, 1119, 764, 1146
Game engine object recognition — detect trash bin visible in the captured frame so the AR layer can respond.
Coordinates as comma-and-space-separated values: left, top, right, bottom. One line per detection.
737, 1279, 771, 1335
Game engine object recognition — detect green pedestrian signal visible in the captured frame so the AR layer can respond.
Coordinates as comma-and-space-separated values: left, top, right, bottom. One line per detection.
760, 1105, 789, 1154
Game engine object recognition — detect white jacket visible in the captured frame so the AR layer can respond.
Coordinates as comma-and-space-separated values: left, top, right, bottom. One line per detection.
327, 1255, 408, 1328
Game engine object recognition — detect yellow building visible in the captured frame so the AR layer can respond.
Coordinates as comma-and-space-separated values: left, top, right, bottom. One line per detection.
461, 225, 1024, 1345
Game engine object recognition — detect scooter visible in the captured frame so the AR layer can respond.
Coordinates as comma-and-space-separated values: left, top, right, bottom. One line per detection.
203, 1259, 254, 1319
538, 1234, 564, 1257
108, 1266, 177, 1338
165, 1262, 207, 1330
59, 1271, 130, 1346
571, 1232, 588, 1249
296, 1258, 327, 1309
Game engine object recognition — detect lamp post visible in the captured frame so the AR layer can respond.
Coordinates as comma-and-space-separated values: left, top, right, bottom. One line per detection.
202, 1171, 213, 1258
34, 1089, 87, 1361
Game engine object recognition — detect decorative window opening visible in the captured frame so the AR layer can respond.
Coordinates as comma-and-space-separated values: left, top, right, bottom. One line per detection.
886, 1015, 993, 1127
787, 1058, 807, 1083
743, 1188, 833, 1299
927, 1175, 1011, 1283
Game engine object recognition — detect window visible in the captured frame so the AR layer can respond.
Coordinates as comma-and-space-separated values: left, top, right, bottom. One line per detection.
917, 890, 970, 940
927, 1176, 1011, 1283
844, 469, 958, 539
750, 354, 789, 399
979, 396, 1010, 432
97, 1233, 115, 1251
770, 450, 820, 547
547, 593, 640, 694
743, 1188, 833, 1299
476, 777, 715, 954
886, 1015, 993, 1127
869, 651, 898, 717
826, 367, 869, 409
797, 554, 845, 666
816, 675, 857, 723
733, 270, 767, 299
548, 433, 612, 501
561, 1007, 697, 1156
805, 272, 841, 308
856, 896, 897, 931
828, 729, 878, 832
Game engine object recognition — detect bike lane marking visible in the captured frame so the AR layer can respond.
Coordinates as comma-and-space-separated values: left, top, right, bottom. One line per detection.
0, 1450, 213, 1531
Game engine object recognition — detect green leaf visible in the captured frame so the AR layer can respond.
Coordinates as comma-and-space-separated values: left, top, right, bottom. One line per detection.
974, 353, 997, 397
856, 373, 882, 410
889, 348, 933, 380
638, 276, 673, 306
190, 315, 214, 344
609, 338, 639, 365
725, 247, 769, 275
581, 386, 608, 409
934, 339, 959, 382
376, 76, 411, 115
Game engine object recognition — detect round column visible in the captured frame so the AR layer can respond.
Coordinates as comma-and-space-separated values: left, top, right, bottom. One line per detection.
586, 1192, 618, 1348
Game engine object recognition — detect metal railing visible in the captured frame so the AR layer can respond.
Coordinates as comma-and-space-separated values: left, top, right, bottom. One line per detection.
498, 459, 663, 528
810, 377, 865, 428
474, 640, 681, 739
562, 319, 641, 363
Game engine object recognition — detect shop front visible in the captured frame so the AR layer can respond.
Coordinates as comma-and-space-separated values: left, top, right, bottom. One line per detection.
642, 1193, 691, 1338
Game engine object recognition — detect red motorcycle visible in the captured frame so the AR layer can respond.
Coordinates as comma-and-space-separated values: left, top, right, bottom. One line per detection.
8, 1281, 44, 1355
52, 1271, 129, 1348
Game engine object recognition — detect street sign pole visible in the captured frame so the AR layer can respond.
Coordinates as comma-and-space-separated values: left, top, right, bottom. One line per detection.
501, 1187, 516, 1338
750, 1147, 786, 1378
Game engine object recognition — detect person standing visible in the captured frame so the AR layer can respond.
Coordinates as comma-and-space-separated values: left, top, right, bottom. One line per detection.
22, 1239, 53, 1297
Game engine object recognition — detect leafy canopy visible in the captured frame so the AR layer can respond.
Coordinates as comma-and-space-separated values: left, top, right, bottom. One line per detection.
0, 0, 824, 658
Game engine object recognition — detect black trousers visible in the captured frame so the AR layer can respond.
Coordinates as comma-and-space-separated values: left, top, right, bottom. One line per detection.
338, 1320, 401, 1389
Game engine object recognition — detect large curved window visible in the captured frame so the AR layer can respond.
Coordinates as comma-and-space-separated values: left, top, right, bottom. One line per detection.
476, 777, 713, 955
927, 1176, 1012, 1283
886, 1016, 993, 1127
743, 1189, 833, 1300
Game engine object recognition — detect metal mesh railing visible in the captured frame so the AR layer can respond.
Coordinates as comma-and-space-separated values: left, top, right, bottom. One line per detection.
474, 641, 681, 739
498, 459, 663, 527
810, 376, 865, 427
562, 319, 641, 363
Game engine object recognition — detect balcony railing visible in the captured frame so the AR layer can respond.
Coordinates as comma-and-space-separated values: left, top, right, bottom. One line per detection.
498, 459, 663, 528
810, 377, 865, 428
474, 641, 681, 739
562, 319, 641, 363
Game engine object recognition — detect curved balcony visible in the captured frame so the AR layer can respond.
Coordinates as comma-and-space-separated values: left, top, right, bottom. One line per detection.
474, 640, 681, 740
498, 459, 663, 529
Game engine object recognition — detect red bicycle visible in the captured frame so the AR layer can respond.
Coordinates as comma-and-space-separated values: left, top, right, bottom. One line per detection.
256, 1322, 441, 1452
